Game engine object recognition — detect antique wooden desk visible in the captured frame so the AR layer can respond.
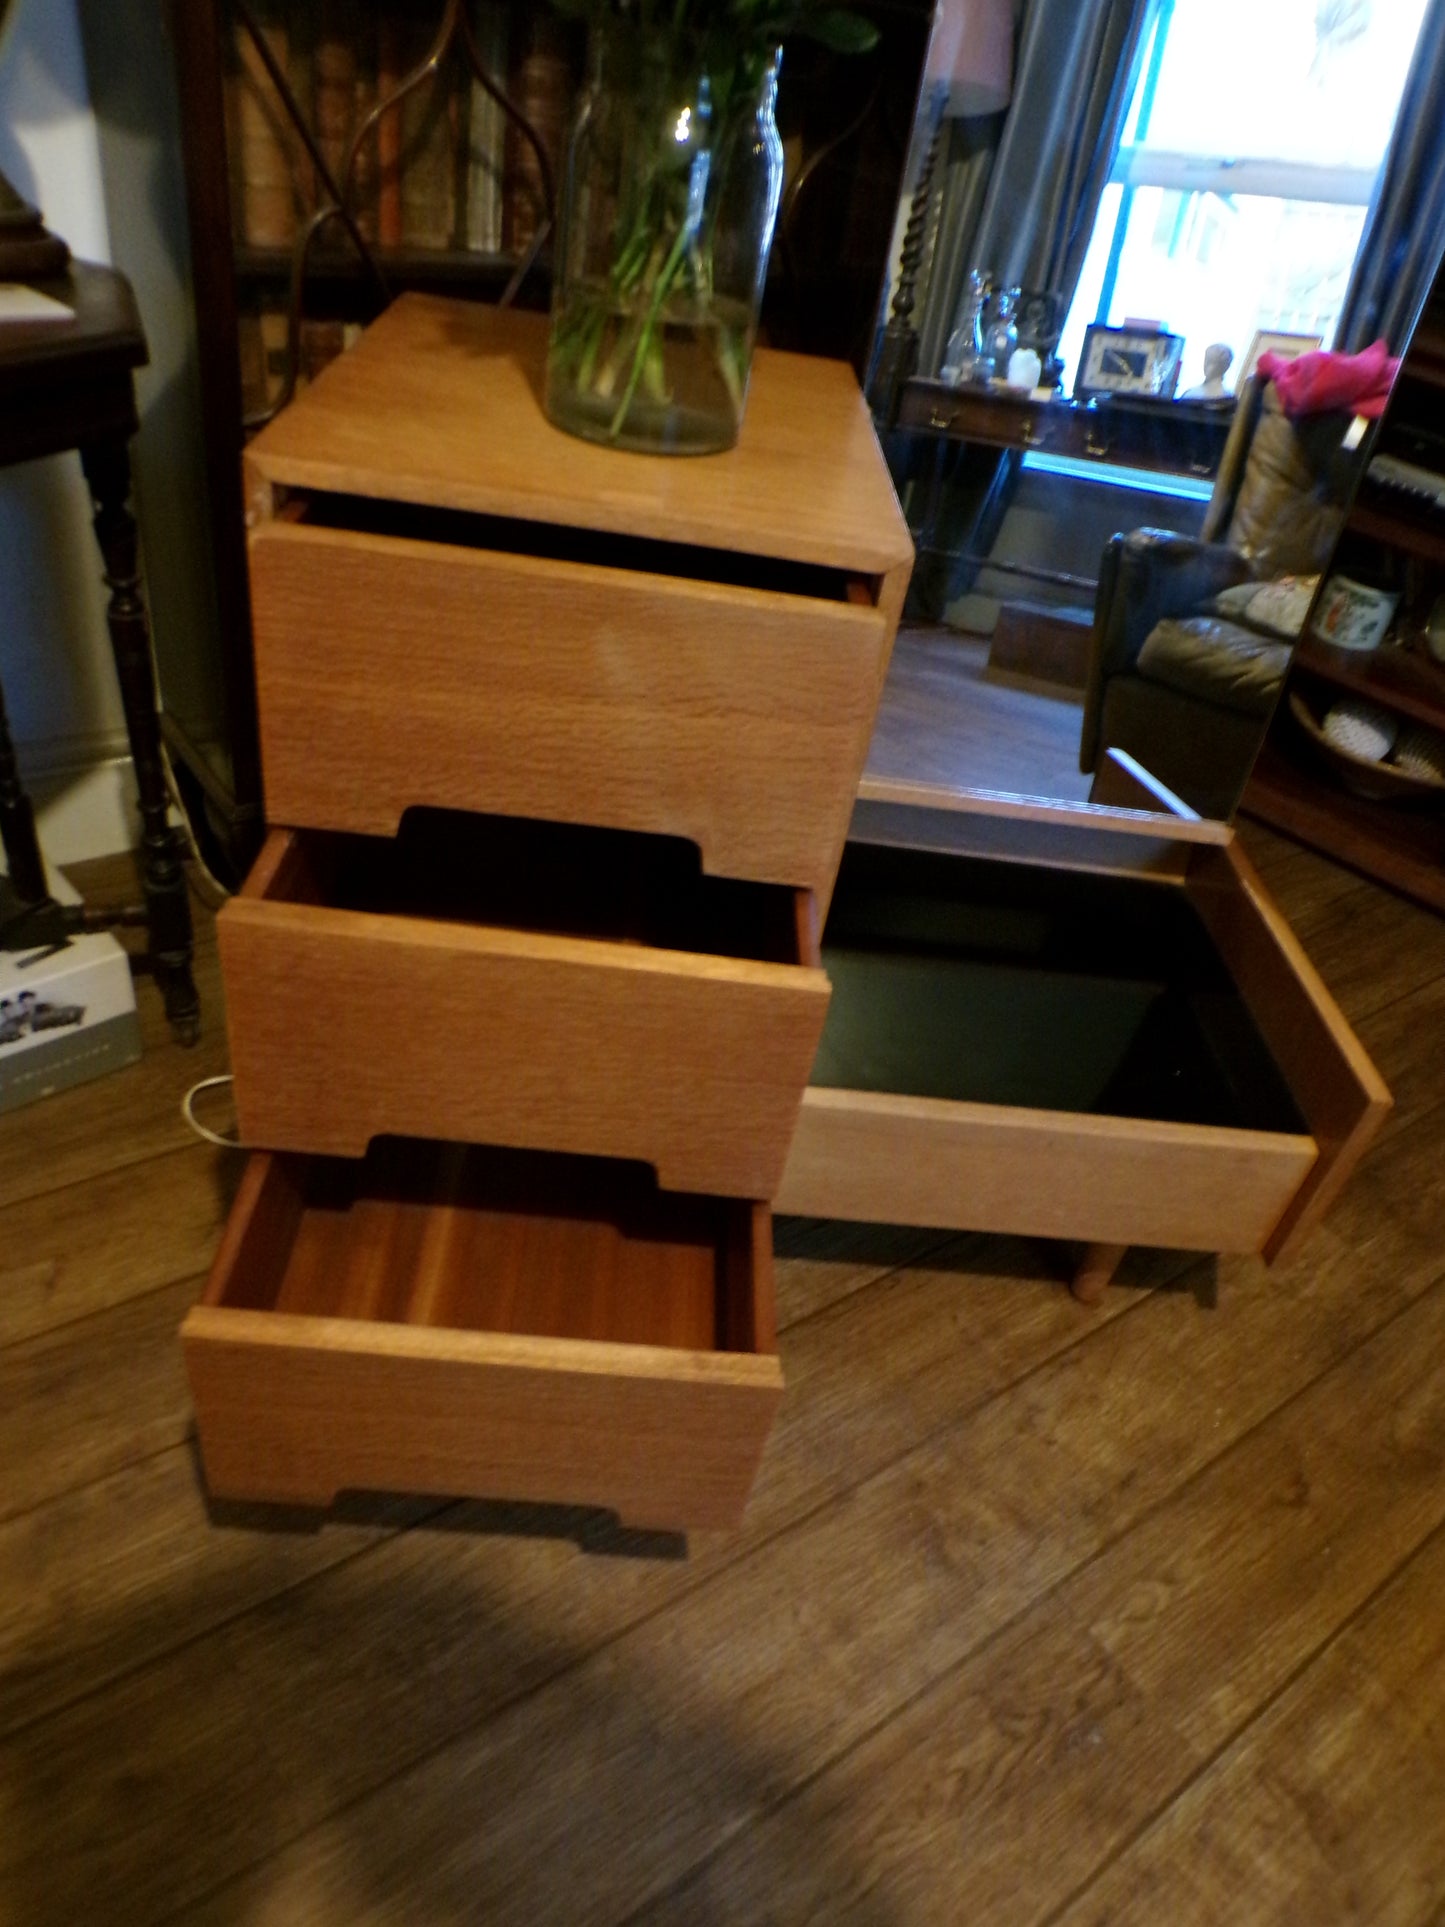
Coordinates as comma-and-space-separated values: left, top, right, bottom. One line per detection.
897, 380, 1235, 480
0, 264, 197, 1039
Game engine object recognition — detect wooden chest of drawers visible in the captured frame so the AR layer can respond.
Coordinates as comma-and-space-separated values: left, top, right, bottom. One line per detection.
183, 296, 913, 1531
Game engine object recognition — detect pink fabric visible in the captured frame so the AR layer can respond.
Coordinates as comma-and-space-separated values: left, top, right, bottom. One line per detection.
1256, 338, 1400, 419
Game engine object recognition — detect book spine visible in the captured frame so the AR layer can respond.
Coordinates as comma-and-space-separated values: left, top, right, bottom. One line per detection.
351, 13, 379, 244
287, 0, 317, 210
375, 6, 405, 247
399, 20, 459, 250
299, 317, 347, 384
465, 1, 507, 255
313, 0, 358, 206
504, 15, 570, 258
258, 306, 291, 408
234, 7, 302, 248
237, 310, 268, 419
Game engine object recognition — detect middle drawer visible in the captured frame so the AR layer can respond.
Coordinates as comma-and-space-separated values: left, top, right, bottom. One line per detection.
220, 809, 830, 1199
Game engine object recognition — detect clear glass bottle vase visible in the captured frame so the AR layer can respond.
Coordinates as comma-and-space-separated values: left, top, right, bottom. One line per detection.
545, 30, 784, 455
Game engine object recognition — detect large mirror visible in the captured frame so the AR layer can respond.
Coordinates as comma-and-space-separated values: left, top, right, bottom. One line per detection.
867, 0, 1445, 856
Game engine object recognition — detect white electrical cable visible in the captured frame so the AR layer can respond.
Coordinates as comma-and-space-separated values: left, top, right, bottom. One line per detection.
182, 1074, 239, 1148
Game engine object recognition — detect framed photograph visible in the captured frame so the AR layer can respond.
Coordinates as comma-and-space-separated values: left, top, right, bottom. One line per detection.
1239, 329, 1323, 384
1074, 325, 1185, 401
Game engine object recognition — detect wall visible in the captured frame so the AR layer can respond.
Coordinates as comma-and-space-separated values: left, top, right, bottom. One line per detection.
77, 0, 227, 810
0, 0, 137, 863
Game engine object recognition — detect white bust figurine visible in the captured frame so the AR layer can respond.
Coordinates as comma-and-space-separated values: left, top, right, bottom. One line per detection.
1183, 343, 1234, 400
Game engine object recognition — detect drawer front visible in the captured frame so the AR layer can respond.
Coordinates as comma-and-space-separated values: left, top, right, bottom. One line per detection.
184, 1309, 782, 1530
182, 1154, 783, 1532
777, 1088, 1317, 1253
219, 891, 830, 1199
250, 522, 891, 897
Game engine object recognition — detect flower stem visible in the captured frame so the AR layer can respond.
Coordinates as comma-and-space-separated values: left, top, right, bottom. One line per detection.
608, 215, 694, 438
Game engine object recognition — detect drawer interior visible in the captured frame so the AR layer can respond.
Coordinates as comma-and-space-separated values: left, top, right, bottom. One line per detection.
813, 842, 1306, 1133
294, 489, 870, 605
258, 808, 816, 967
213, 1138, 769, 1356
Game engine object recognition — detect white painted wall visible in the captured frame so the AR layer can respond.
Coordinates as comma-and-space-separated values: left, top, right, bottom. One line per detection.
0, 0, 140, 864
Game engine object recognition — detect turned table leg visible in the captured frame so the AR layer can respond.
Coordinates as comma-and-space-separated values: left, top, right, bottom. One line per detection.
0, 670, 48, 907
81, 438, 199, 1044
1071, 1241, 1128, 1307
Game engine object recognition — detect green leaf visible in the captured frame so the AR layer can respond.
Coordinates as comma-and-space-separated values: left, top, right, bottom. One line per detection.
794, 7, 879, 52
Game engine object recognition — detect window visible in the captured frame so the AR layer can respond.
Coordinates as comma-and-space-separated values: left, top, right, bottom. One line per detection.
1055, 0, 1430, 398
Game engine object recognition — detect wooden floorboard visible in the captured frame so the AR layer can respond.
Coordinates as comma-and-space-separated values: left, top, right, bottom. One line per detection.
1057, 1519, 1445, 1925
865, 625, 1095, 805
1, 820, 1442, 1924
166, 1198, 1445, 1926
633, 1275, 1445, 1925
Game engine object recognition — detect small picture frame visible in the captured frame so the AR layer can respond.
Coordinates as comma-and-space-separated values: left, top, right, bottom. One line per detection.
1074, 325, 1185, 401
1239, 329, 1323, 384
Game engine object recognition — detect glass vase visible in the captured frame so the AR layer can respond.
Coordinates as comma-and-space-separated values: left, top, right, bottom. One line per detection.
984, 287, 1020, 382
544, 29, 784, 455
941, 269, 991, 385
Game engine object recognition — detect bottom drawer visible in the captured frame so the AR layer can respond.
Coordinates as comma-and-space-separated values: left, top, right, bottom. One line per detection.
183, 1142, 782, 1532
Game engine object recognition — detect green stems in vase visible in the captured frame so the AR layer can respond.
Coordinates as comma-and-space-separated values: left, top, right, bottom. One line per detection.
544, 0, 877, 453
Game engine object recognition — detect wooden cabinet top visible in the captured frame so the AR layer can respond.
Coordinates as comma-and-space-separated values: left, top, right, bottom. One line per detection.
246, 296, 913, 576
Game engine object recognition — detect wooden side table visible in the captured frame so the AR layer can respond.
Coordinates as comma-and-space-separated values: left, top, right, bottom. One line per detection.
0, 264, 198, 1041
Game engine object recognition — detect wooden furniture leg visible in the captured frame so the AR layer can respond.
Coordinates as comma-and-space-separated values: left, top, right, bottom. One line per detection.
1071, 1241, 1128, 1307
0, 670, 48, 905
81, 438, 200, 1044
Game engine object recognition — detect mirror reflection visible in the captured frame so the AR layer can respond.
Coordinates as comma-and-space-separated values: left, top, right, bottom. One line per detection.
869, 0, 1445, 852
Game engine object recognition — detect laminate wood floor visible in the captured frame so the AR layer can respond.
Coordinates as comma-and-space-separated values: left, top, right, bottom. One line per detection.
866, 624, 1095, 805
2, 825, 1442, 1926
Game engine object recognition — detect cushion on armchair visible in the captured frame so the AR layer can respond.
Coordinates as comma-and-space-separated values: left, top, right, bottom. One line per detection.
1212, 573, 1318, 639
1224, 391, 1348, 578
1135, 616, 1292, 718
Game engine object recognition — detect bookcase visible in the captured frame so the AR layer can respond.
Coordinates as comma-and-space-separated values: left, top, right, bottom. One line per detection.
162, 0, 931, 875
1245, 261, 1445, 914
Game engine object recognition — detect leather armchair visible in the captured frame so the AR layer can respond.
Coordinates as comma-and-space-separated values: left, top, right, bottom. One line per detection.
1080, 379, 1359, 819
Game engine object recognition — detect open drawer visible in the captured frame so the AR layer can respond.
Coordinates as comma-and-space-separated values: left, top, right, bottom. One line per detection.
219, 810, 829, 1199
182, 1140, 782, 1530
776, 781, 1390, 1262
246, 489, 891, 899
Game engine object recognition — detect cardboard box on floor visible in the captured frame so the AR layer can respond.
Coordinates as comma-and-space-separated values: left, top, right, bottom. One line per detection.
0, 870, 140, 1115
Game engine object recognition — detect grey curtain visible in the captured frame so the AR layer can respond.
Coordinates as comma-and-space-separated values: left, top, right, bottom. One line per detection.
1335, 0, 1445, 353
917, 0, 1156, 376
916, 116, 1005, 377
908, 0, 1154, 618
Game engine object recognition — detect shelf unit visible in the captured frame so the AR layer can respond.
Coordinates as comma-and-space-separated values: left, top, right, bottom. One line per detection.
1247, 738, 1445, 913
1245, 272, 1445, 912
1290, 631, 1445, 731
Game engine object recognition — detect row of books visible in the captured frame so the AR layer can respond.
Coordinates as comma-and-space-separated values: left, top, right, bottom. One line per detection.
227, 0, 574, 260
237, 308, 361, 420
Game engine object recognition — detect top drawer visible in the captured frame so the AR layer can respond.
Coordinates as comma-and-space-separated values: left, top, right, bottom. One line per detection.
247, 492, 895, 899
